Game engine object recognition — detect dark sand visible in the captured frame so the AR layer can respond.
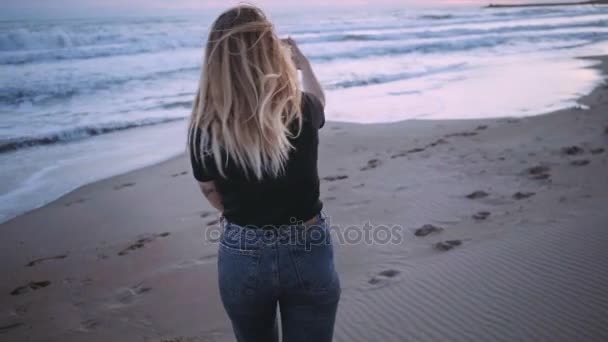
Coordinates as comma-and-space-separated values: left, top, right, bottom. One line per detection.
1, 56, 608, 341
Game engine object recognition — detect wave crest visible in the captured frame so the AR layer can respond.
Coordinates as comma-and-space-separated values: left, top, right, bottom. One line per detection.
0, 117, 185, 154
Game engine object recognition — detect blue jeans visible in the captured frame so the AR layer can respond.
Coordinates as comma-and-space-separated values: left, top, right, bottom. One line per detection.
217, 213, 341, 342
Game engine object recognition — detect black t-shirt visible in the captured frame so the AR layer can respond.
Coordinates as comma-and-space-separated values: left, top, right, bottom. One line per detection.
189, 92, 325, 228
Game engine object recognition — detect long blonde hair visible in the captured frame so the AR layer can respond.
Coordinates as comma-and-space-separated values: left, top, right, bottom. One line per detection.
189, 4, 302, 180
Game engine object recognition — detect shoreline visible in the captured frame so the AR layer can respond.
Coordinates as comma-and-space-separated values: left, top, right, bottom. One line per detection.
1, 53, 606, 226
1, 56, 607, 341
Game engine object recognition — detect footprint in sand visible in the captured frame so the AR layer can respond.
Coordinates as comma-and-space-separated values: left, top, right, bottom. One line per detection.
114, 182, 135, 190
26, 254, 68, 267
527, 165, 549, 175
391, 147, 425, 159
427, 138, 448, 147
135, 286, 151, 295
561, 145, 584, 156
353, 183, 365, 189
408, 147, 426, 154
171, 171, 188, 178
118, 232, 170, 256
527, 165, 551, 180
10, 281, 51, 296
571, 159, 591, 166
390, 151, 407, 159
368, 269, 400, 285
532, 173, 551, 180
476, 125, 488, 131
360, 158, 382, 171
414, 224, 444, 237
473, 211, 491, 220
322, 175, 348, 182
590, 148, 605, 155
445, 131, 477, 138
324, 196, 337, 202
513, 192, 536, 200
0, 322, 24, 333
344, 200, 372, 208
466, 191, 489, 199
434, 240, 462, 251
116, 283, 152, 305
79, 319, 99, 332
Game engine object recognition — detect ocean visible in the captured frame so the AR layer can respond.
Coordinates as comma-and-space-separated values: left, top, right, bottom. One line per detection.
1, 5, 608, 223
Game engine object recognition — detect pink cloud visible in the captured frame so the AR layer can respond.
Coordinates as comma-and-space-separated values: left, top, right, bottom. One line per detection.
2, 0, 581, 18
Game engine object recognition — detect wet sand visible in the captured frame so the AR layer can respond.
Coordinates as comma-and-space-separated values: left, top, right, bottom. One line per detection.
1, 56, 608, 341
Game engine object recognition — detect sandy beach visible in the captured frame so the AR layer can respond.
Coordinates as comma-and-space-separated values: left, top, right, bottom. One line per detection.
1, 56, 608, 341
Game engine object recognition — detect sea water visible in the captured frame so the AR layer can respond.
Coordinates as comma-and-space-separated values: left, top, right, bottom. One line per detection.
1, 5, 608, 222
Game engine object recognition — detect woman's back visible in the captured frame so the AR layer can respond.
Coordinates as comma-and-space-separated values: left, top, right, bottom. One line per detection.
190, 92, 325, 227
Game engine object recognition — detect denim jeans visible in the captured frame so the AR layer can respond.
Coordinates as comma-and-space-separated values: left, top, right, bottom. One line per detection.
217, 213, 341, 342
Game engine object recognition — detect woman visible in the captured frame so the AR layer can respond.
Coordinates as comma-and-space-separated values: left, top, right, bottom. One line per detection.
188, 5, 340, 342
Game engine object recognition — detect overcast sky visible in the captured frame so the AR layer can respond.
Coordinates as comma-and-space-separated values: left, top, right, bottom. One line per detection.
0, 0, 579, 18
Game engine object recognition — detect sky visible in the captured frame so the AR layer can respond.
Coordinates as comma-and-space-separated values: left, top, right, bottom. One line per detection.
0, 0, 580, 18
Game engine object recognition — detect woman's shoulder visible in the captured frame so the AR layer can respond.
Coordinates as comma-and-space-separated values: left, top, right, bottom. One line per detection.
301, 92, 325, 129
301, 92, 323, 109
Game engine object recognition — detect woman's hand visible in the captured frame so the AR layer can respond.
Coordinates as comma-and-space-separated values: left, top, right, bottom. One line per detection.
198, 181, 224, 213
282, 37, 326, 108
282, 37, 309, 70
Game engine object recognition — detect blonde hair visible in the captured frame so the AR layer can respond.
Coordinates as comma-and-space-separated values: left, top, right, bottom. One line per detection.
189, 4, 302, 180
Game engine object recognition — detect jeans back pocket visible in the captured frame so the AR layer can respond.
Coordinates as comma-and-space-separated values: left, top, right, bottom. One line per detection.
289, 222, 339, 293
218, 226, 262, 300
